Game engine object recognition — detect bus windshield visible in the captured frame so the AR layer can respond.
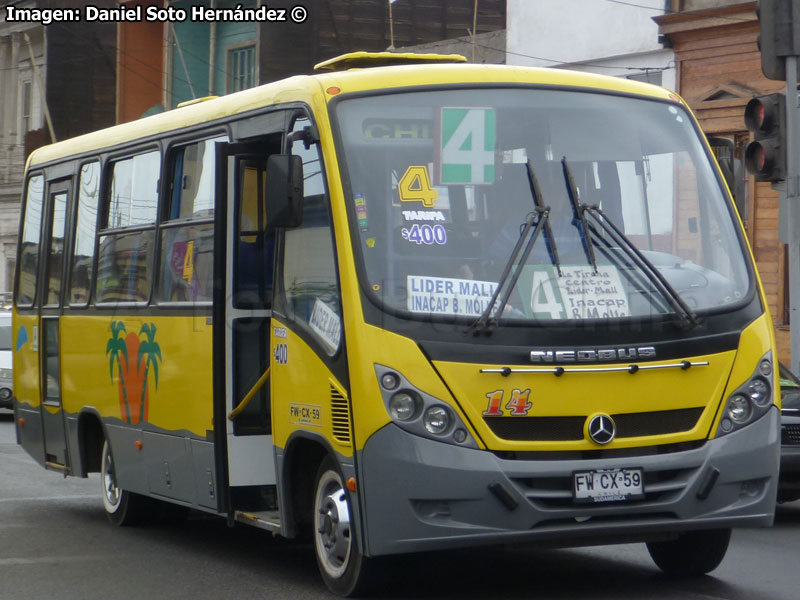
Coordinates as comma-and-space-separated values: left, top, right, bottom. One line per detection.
334, 88, 751, 323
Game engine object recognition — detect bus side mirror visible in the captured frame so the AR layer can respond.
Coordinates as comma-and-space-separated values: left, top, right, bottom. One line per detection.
266, 154, 303, 228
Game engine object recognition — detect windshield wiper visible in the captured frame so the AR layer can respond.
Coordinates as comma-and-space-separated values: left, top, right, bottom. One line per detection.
470, 209, 550, 334
527, 159, 563, 277
471, 160, 563, 334
562, 157, 599, 274
561, 157, 700, 329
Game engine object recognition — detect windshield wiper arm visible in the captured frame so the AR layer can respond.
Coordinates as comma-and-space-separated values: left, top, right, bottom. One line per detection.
584, 204, 700, 330
470, 208, 550, 334
561, 156, 698, 328
562, 157, 599, 274
527, 159, 563, 277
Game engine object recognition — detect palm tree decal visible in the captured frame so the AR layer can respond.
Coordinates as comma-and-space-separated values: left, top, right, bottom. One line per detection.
106, 321, 130, 423
137, 323, 162, 424
106, 321, 162, 425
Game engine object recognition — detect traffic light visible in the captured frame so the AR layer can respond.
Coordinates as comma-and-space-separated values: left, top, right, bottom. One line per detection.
745, 93, 786, 182
757, 0, 800, 81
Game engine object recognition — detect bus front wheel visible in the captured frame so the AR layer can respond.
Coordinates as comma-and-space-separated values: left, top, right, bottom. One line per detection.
101, 440, 151, 526
313, 456, 374, 597
646, 528, 731, 576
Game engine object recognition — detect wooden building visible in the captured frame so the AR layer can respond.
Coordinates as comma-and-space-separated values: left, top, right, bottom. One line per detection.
655, 1, 790, 363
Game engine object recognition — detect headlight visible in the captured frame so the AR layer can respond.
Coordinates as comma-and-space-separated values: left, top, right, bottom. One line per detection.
423, 405, 452, 434
0, 369, 10, 379
717, 352, 774, 437
374, 364, 477, 448
747, 378, 770, 407
389, 391, 419, 421
726, 394, 752, 423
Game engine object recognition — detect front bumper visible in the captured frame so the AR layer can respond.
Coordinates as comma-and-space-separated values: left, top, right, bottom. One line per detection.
360, 408, 780, 556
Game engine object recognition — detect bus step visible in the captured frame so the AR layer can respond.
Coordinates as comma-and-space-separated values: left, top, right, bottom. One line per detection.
234, 510, 281, 533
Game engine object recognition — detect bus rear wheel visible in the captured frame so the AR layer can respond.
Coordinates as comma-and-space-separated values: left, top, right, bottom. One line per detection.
646, 528, 731, 576
313, 456, 374, 597
101, 440, 151, 526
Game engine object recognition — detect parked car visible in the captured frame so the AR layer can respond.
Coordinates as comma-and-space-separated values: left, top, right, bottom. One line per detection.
779, 362, 800, 503
0, 312, 11, 409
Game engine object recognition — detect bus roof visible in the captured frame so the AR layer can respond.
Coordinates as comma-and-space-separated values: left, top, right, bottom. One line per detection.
27, 59, 677, 169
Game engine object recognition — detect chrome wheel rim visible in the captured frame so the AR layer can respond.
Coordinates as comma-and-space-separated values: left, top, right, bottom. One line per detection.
101, 442, 121, 512
314, 469, 352, 578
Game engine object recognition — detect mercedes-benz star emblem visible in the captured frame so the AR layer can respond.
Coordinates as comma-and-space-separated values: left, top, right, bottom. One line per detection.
587, 414, 616, 445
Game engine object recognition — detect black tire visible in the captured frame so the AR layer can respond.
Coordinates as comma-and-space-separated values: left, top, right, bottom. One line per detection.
647, 528, 731, 576
313, 456, 376, 597
101, 439, 153, 526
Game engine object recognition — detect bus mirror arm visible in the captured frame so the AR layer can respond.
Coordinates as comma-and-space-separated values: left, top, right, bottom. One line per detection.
287, 125, 320, 151
265, 154, 304, 228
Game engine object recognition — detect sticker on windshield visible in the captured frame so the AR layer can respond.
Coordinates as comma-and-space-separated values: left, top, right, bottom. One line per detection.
407, 275, 497, 316
518, 265, 629, 320
402, 210, 446, 222
354, 193, 368, 230
439, 107, 496, 185
401, 224, 447, 246
398, 165, 439, 207
309, 298, 342, 353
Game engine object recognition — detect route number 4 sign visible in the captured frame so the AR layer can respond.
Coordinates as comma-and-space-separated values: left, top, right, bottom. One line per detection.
439, 107, 496, 185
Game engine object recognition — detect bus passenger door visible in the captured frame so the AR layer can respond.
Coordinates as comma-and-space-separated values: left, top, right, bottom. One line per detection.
215, 137, 281, 511
40, 180, 70, 470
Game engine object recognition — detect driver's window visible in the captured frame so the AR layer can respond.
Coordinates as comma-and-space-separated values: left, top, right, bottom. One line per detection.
282, 116, 342, 355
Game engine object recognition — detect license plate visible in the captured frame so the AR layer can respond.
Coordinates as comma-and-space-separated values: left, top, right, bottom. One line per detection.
573, 468, 644, 503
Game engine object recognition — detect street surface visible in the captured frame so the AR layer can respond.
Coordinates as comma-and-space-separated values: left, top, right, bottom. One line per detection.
1, 410, 798, 600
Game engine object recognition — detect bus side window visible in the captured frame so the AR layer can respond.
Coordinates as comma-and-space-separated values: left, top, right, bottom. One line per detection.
157, 136, 224, 304
69, 162, 100, 305
96, 150, 159, 304
281, 117, 342, 355
16, 174, 45, 307
233, 134, 281, 310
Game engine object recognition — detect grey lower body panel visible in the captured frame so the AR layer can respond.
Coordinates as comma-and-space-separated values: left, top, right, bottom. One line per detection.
360, 408, 780, 556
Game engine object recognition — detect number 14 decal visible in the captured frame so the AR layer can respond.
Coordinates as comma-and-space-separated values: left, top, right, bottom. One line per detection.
483, 389, 532, 416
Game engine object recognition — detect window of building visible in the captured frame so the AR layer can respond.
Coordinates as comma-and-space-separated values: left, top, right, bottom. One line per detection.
21, 80, 32, 133
229, 45, 256, 93
627, 71, 662, 86
96, 150, 160, 304
69, 162, 100, 305
16, 174, 44, 307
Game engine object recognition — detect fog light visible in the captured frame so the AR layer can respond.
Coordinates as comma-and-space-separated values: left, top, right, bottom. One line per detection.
748, 378, 770, 407
423, 406, 452, 435
727, 394, 752, 424
389, 391, 418, 421
758, 359, 772, 377
381, 372, 400, 391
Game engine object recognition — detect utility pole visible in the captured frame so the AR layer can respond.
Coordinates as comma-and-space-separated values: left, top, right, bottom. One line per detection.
749, 0, 800, 373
